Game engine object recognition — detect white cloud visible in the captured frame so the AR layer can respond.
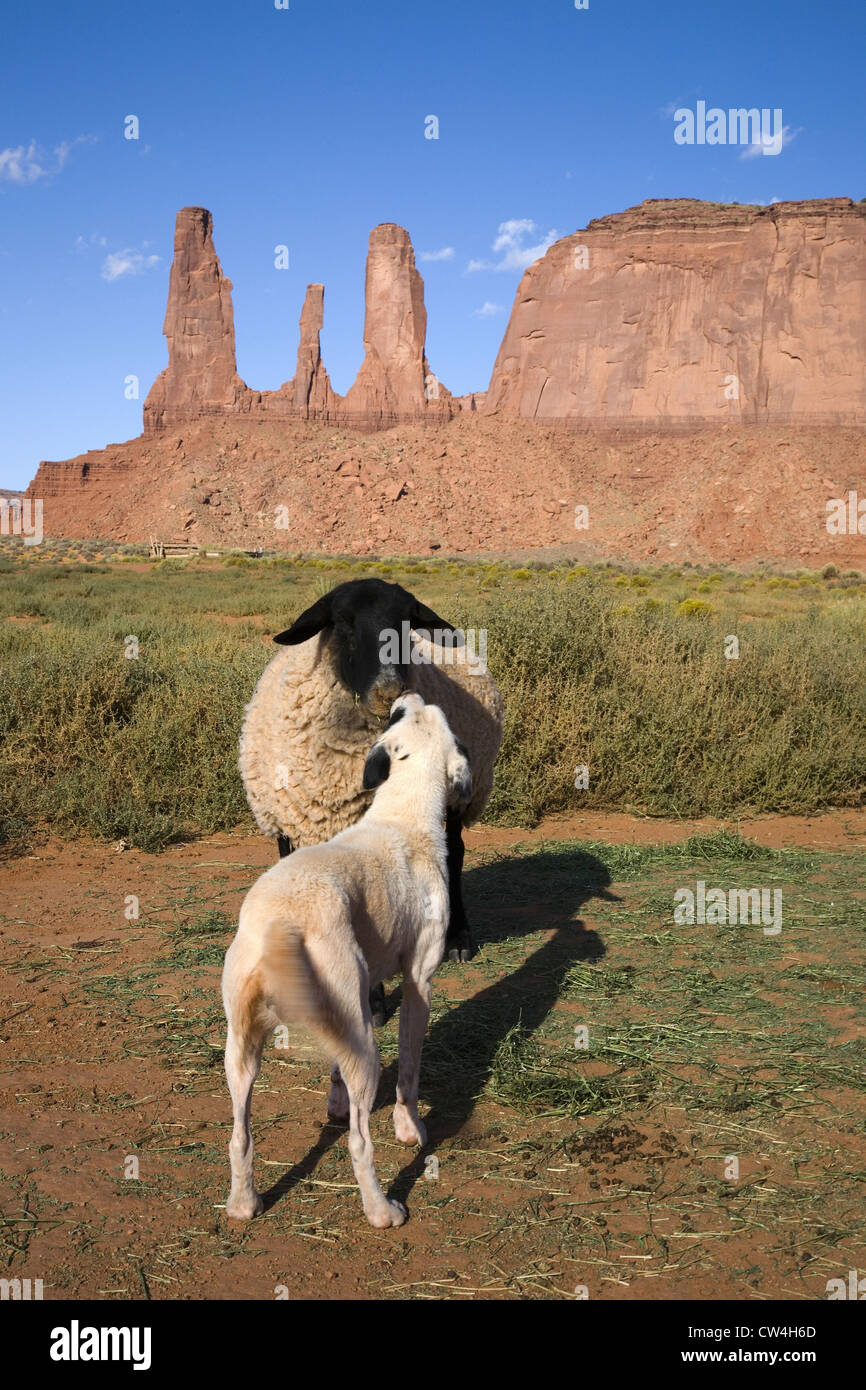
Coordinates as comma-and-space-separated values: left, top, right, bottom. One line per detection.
419, 246, 455, 262
0, 141, 51, 184
473, 301, 505, 317
0, 135, 94, 184
74, 233, 108, 251
467, 218, 559, 272
739, 125, 797, 159
101, 248, 161, 282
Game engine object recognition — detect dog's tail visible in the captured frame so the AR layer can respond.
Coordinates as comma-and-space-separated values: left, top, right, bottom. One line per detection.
257, 916, 368, 1062
259, 920, 323, 1027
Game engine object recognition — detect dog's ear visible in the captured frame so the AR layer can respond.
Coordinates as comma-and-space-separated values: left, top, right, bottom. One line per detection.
273, 591, 335, 645
409, 598, 455, 635
446, 741, 472, 806
363, 743, 391, 791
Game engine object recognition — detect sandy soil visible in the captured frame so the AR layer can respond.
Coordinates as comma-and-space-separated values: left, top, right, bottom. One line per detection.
1, 811, 864, 1301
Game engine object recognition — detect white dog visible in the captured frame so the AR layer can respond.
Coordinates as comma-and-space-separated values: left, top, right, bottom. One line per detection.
221, 692, 472, 1228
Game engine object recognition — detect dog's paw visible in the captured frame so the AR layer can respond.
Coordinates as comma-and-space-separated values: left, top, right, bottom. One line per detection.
225, 1190, 263, 1221
393, 1103, 427, 1146
367, 1198, 408, 1229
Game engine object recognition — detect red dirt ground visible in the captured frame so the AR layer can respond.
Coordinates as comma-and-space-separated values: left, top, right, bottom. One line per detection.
1, 811, 864, 1301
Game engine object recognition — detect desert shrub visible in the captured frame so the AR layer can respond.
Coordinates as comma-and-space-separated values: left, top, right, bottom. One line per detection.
448, 581, 865, 826
1, 561, 863, 847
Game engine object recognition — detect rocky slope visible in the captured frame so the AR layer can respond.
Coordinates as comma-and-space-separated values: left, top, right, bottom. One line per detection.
23, 414, 866, 569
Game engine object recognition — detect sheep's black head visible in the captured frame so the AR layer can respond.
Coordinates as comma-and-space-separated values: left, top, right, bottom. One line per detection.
273, 579, 454, 716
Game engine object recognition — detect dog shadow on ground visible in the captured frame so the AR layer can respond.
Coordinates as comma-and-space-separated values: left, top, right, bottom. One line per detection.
259, 844, 615, 1215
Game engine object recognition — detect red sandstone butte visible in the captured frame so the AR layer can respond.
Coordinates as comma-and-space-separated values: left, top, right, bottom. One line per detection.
143, 211, 453, 432
143, 207, 251, 432
287, 283, 337, 416
23, 197, 866, 568
486, 198, 866, 426
341, 223, 453, 424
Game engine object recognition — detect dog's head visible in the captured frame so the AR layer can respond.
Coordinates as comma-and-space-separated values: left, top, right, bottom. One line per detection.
272, 579, 455, 717
362, 693, 472, 808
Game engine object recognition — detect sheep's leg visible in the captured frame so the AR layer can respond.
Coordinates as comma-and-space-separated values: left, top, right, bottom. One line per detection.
444, 809, 473, 962
224, 1020, 267, 1220
393, 974, 433, 1146
277, 834, 294, 859
338, 1030, 407, 1228
369, 982, 387, 1028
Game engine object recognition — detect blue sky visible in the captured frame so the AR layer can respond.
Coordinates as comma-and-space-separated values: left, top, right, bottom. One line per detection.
1, 0, 863, 489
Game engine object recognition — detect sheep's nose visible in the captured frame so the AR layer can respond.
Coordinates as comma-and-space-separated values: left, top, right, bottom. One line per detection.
377, 669, 407, 701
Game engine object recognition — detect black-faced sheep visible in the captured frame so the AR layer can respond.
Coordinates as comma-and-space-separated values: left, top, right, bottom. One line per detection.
238, 579, 503, 1019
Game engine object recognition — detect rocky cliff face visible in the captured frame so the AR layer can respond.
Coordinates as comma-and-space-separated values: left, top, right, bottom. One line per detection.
142, 197, 866, 433
20, 414, 866, 570
486, 198, 866, 426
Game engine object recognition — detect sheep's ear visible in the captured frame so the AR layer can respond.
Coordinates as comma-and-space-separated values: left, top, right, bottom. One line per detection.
410, 599, 455, 635
363, 744, 391, 791
446, 741, 472, 806
273, 592, 335, 645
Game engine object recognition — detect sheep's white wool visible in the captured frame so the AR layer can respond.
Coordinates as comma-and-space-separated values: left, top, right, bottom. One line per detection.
239, 628, 503, 846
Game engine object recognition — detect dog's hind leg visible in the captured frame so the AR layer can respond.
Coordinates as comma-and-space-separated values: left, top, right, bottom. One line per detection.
223, 982, 268, 1220
337, 1028, 407, 1229
302, 928, 406, 1227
